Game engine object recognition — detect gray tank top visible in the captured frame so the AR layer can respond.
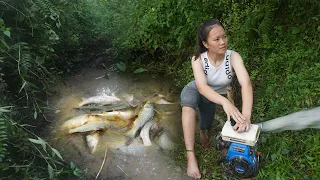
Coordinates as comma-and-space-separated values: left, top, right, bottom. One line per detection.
201, 50, 234, 94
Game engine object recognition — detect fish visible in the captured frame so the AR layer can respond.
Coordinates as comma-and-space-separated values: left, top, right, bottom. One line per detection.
60, 114, 104, 130
139, 120, 156, 146
155, 98, 174, 104
78, 94, 121, 106
74, 103, 131, 112
126, 102, 155, 139
68, 120, 130, 134
93, 108, 139, 121
86, 131, 100, 154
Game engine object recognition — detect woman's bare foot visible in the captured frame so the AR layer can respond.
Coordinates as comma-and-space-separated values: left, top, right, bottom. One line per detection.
187, 152, 201, 179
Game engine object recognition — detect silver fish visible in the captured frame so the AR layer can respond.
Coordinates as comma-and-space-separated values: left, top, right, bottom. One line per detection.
78, 95, 121, 106
93, 108, 139, 121
126, 102, 154, 139
69, 120, 130, 134
155, 98, 174, 104
60, 114, 104, 130
86, 131, 100, 154
140, 120, 156, 146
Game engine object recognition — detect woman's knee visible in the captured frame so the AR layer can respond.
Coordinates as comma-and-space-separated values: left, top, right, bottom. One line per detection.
182, 106, 196, 114
180, 81, 200, 110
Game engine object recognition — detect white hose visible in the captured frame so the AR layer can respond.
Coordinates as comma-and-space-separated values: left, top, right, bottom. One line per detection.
255, 106, 320, 132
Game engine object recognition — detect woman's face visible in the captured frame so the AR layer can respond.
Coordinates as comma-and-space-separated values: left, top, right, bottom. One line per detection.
202, 25, 228, 55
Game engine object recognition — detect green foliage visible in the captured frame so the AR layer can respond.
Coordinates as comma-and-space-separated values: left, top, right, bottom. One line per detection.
258, 130, 320, 179
1, 0, 319, 179
100, 0, 320, 179
0, 107, 10, 166
116, 61, 126, 72
102, 0, 229, 77
70, 162, 85, 177
175, 60, 194, 88
134, 67, 148, 73
0, 0, 108, 179
221, 0, 320, 119
0, 105, 83, 179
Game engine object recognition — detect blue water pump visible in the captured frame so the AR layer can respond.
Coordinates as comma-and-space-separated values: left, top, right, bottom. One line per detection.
216, 119, 262, 178
226, 142, 260, 178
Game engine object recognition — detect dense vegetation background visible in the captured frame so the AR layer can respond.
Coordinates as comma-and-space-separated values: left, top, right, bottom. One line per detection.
0, 0, 319, 179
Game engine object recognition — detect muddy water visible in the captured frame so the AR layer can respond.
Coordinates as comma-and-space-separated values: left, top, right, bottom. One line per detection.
48, 67, 190, 180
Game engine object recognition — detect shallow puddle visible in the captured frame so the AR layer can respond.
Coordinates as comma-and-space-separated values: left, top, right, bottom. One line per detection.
47, 67, 191, 179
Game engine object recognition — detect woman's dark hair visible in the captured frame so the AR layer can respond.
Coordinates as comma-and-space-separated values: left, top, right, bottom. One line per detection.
194, 19, 224, 60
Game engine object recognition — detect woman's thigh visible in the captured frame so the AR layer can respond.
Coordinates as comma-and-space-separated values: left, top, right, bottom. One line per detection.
198, 93, 216, 130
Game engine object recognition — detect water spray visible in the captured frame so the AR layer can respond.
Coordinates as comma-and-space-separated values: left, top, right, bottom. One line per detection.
256, 106, 320, 132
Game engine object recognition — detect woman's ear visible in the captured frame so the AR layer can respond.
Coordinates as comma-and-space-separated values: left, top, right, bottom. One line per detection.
202, 41, 209, 49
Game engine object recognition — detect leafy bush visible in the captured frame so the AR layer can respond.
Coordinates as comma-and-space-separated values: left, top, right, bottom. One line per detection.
1, 0, 319, 179
0, 0, 106, 178
100, 1, 320, 179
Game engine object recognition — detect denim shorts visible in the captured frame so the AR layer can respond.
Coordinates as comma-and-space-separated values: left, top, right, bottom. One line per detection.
180, 80, 217, 131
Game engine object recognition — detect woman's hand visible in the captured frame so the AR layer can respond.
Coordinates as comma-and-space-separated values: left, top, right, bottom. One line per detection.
232, 114, 251, 132
222, 100, 245, 124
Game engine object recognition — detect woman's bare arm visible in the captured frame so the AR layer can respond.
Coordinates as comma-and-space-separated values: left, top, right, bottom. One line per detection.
230, 51, 253, 132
